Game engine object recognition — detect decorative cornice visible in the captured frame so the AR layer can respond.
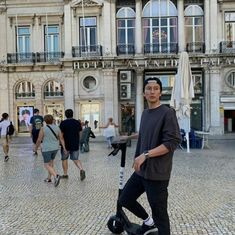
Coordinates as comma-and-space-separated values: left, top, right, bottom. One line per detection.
71, 0, 103, 8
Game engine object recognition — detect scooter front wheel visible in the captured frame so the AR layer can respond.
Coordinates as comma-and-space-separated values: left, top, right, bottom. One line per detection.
107, 215, 124, 234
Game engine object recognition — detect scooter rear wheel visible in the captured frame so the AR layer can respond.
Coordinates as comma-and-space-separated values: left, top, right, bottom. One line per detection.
107, 215, 124, 234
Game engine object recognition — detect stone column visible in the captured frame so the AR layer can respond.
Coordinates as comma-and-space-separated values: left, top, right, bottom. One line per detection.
0, 73, 9, 114
135, 69, 144, 131
103, 69, 118, 122
63, 70, 74, 110
64, 3, 72, 58
204, 0, 210, 53
135, 0, 142, 54
102, 0, 111, 56
209, 68, 222, 134
204, 69, 210, 131
0, 9, 7, 62
177, 0, 185, 52
210, 0, 218, 52
110, 0, 116, 55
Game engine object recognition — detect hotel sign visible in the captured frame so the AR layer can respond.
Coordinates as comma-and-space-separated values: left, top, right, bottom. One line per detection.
73, 56, 235, 70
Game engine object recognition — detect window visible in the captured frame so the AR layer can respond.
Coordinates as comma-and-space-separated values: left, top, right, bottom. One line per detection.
44, 25, 60, 52
143, 0, 178, 53
82, 76, 97, 91
225, 12, 235, 47
192, 74, 202, 94
79, 17, 97, 53
226, 71, 235, 89
15, 81, 35, 99
185, 5, 204, 44
44, 81, 64, 97
16, 26, 30, 53
116, 7, 135, 54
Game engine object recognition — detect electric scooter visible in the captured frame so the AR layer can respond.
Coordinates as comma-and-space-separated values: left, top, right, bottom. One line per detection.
107, 140, 158, 235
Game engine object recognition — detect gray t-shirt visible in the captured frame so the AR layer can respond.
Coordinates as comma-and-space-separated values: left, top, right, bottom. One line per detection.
41, 124, 60, 152
135, 105, 181, 181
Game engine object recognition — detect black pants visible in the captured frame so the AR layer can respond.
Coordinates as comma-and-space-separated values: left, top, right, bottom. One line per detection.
118, 172, 170, 235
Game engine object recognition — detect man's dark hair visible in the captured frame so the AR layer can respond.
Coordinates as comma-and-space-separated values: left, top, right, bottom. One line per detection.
143, 77, 162, 92
33, 108, 39, 114
65, 109, 73, 118
22, 109, 30, 115
2, 113, 9, 120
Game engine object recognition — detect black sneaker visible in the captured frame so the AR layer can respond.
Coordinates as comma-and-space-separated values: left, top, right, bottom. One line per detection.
61, 175, 69, 179
54, 175, 61, 187
44, 178, 52, 183
4, 156, 9, 162
80, 170, 86, 181
136, 223, 158, 235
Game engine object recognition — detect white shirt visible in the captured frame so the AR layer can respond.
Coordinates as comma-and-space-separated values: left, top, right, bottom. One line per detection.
0, 119, 11, 136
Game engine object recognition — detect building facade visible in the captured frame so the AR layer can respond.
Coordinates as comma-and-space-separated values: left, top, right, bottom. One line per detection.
0, 0, 235, 135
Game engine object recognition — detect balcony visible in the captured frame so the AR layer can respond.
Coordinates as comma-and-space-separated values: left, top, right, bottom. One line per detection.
116, 44, 135, 56
7, 53, 35, 64
15, 92, 35, 99
144, 43, 178, 54
220, 41, 235, 53
72, 45, 102, 57
44, 91, 64, 98
36, 52, 64, 63
186, 42, 205, 53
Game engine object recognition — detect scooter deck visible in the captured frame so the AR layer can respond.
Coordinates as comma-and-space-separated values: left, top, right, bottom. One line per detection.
125, 223, 158, 235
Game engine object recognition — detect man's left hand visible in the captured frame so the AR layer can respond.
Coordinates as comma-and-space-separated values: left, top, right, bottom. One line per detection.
132, 154, 145, 172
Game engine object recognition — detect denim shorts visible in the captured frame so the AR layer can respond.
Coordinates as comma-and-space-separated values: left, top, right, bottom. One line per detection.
42, 150, 58, 163
61, 149, 79, 161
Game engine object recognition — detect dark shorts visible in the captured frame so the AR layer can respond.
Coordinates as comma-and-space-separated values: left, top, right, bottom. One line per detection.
61, 149, 79, 161
32, 129, 40, 144
42, 150, 58, 163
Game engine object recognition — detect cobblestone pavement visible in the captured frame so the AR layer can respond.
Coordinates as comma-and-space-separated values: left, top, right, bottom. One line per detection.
0, 137, 234, 235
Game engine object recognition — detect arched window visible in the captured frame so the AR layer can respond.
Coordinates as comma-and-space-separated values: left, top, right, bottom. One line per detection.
143, 0, 178, 54
15, 81, 35, 99
44, 80, 64, 98
185, 5, 204, 52
116, 7, 136, 55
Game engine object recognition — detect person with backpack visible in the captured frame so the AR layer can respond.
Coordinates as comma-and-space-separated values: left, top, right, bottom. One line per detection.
29, 108, 43, 155
0, 113, 14, 162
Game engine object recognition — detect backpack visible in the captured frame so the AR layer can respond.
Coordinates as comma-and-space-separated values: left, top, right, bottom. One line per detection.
7, 121, 15, 136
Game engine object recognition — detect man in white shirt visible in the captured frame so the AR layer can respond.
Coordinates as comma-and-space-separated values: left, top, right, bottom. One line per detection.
0, 113, 11, 162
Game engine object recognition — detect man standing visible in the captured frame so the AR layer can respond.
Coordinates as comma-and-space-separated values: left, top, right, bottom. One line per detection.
0, 113, 12, 162
119, 77, 181, 235
59, 109, 86, 181
29, 108, 43, 155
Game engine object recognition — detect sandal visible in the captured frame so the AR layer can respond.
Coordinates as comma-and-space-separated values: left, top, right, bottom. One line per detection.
44, 178, 52, 183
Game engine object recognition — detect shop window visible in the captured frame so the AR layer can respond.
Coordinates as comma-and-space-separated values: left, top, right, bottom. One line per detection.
15, 81, 35, 99
44, 80, 64, 98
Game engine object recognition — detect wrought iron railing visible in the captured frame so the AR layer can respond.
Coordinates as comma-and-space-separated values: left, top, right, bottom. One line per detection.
7, 53, 35, 64
116, 44, 135, 56
36, 52, 64, 63
186, 42, 205, 53
144, 43, 178, 54
15, 92, 35, 99
220, 41, 235, 53
72, 45, 103, 57
44, 91, 64, 98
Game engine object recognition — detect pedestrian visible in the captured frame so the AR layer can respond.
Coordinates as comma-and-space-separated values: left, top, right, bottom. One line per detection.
34, 115, 67, 187
29, 108, 43, 155
100, 117, 119, 148
119, 77, 181, 235
94, 120, 98, 129
80, 121, 96, 153
59, 109, 86, 181
0, 113, 13, 162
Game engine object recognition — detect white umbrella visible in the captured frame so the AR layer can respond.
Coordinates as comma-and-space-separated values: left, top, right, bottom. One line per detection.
170, 51, 194, 153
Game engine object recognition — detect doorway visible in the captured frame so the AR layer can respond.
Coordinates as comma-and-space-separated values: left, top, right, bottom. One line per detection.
224, 110, 235, 132
80, 103, 100, 131
44, 104, 64, 125
120, 104, 135, 134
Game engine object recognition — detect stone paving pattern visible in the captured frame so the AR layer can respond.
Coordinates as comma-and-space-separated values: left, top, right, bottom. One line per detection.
0, 137, 234, 235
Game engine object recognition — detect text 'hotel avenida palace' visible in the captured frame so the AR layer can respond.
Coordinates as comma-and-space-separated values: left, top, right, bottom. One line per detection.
1, 0, 235, 135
